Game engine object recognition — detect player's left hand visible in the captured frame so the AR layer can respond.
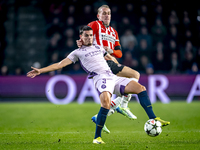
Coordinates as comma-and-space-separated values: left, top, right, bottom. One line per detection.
103, 46, 109, 51
76, 39, 83, 48
103, 46, 113, 54
27, 67, 41, 78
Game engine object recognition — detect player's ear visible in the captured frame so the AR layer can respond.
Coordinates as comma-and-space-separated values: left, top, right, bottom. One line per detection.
97, 14, 100, 19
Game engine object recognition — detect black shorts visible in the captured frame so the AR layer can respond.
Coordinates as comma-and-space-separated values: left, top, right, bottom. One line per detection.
106, 60, 124, 75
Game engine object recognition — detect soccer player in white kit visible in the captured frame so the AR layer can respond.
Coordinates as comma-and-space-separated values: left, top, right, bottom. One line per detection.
76, 5, 139, 134
27, 26, 170, 144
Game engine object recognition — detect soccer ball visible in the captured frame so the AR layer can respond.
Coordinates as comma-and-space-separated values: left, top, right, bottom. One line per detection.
144, 119, 162, 137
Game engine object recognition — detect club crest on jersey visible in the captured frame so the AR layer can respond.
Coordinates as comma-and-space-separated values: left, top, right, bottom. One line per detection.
101, 84, 106, 89
118, 64, 122, 67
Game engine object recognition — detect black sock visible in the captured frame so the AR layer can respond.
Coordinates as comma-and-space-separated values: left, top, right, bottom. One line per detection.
94, 107, 109, 139
138, 91, 156, 119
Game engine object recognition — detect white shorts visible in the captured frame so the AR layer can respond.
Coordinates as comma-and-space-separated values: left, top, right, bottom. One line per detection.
93, 73, 131, 97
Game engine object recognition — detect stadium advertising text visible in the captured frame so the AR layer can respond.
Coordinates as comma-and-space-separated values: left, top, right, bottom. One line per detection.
45, 75, 200, 104
0, 74, 199, 103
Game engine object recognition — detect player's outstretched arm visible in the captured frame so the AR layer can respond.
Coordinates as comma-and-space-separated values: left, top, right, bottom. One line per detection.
27, 67, 41, 78
103, 46, 122, 58
27, 57, 73, 78
104, 53, 119, 64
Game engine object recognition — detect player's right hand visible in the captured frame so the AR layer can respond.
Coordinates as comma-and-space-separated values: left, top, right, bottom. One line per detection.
76, 39, 83, 48
27, 67, 41, 78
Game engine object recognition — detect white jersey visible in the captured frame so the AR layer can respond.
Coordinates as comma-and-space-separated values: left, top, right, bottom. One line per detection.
67, 44, 131, 96
67, 44, 112, 78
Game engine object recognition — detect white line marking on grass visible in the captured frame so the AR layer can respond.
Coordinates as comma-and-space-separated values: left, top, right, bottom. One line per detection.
0, 130, 199, 135
0, 132, 85, 134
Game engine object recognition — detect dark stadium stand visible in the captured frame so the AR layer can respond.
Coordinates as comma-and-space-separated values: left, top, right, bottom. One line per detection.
1, 0, 200, 75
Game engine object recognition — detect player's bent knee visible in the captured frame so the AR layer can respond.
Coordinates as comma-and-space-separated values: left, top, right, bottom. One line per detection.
135, 71, 140, 80
140, 85, 146, 92
101, 101, 110, 109
136, 84, 146, 93
100, 92, 111, 109
125, 82, 146, 94
130, 70, 140, 80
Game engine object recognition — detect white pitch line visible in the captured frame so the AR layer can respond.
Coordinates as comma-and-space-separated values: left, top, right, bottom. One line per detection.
0, 132, 86, 134
0, 130, 199, 135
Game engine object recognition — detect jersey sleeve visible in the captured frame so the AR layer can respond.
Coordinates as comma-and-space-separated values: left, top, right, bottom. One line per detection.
88, 21, 98, 36
67, 50, 79, 63
112, 29, 122, 58
112, 49, 122, 58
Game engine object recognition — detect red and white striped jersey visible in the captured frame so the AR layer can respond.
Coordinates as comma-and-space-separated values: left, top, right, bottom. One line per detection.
88, 20, 122, 58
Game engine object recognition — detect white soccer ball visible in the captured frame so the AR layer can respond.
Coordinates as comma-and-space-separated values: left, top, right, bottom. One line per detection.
144, 119, 162, 137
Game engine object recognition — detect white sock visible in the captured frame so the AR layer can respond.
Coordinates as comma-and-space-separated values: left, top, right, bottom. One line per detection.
110, 97, 122, 109
107, 97, 122, 116
121, 94, 132, 108
121, 78, 138, 108
107, 109, 115, 116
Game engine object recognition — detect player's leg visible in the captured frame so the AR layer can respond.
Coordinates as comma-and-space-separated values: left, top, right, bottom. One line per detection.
106, 60, 137, 119
93, 91, 110, 144
124, 81, 156, 118
91, 96, 121, 134
107, 97, 121, 116
124, 81, 170, 126
92, 74, 120, 134
93, 75, 117, 143
116, 66, 140, 109
116, 65, 140, 79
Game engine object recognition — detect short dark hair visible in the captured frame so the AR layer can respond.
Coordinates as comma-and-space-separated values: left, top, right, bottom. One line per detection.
79, 25, 93, 35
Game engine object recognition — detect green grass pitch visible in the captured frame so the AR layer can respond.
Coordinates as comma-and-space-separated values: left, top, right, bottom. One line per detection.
0, 101, 200, 150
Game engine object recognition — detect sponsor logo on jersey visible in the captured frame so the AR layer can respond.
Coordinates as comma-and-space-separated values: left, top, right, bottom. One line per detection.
101, 33, 115, 44
85, 50, 101, 57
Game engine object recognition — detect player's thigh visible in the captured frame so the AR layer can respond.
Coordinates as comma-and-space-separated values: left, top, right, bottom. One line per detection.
107, 60, 124, 74
124, 80, 146, 94
116, 66, 140, 79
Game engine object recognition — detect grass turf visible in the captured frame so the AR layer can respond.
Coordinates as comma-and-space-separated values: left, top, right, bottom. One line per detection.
0, 101, 200, 150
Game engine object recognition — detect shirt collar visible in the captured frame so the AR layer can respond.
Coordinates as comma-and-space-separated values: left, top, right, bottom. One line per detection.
98, 20, 109, 28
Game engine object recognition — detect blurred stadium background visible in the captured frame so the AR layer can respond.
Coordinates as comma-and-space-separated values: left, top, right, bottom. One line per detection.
0, 0, 200, 103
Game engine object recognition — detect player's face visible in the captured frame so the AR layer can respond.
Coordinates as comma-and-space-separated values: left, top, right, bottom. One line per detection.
97, 7, 111, 26
80, 30, 93, 46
